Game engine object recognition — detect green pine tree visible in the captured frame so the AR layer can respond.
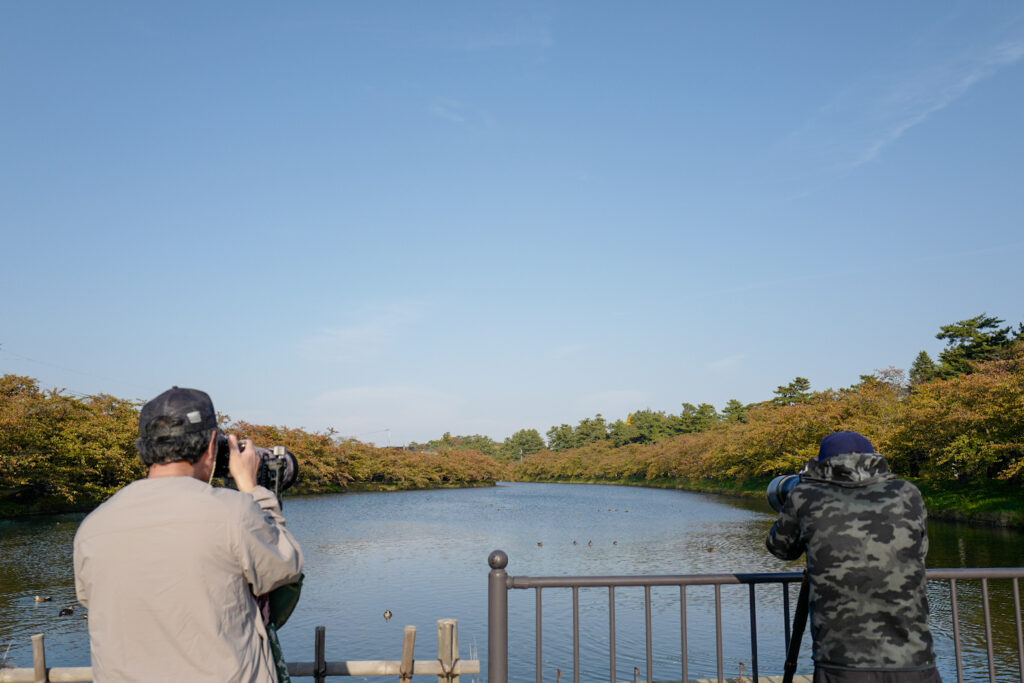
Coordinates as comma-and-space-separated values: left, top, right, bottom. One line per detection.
909, 350, 939, 386
772, 377, 812, 406
935, 313, 1013, 378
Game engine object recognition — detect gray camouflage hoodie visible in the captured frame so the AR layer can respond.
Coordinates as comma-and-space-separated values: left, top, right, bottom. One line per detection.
766, 452, 937, 670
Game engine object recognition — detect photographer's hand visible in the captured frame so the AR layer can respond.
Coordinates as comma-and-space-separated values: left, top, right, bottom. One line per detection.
228, 434, 259, 494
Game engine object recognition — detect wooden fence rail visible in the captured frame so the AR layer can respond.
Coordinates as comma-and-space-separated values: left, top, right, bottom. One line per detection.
0, 619, 479, 683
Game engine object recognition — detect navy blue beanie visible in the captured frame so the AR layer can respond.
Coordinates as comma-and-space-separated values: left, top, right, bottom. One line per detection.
818, 431, 875, 461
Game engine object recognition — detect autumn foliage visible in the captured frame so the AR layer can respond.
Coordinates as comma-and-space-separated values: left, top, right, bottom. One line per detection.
3, 321, 1022, 517
513, 343, 1024, 489
0, 378, 507, 514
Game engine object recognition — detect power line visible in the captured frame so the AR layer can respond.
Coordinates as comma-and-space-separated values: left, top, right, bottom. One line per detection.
0, 344, 149, 396
351, 428, 393, 447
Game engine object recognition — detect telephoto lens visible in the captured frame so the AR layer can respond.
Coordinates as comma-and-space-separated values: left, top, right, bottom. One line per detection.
212, 435, 300, 495
258, 446, 299, 492
766, 474, 801, 512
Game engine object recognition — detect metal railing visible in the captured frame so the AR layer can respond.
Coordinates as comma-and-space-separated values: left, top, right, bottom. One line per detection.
487, 550, 1024, 683
4, 554, 1022, 682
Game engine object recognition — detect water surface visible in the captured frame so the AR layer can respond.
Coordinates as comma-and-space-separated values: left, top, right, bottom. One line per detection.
2, 482, 1022, 681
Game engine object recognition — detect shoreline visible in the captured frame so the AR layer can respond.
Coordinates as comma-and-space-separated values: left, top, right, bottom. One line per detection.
4, 476, 1021, 529
510, 475, 1024, 529
0, 479, 499, 520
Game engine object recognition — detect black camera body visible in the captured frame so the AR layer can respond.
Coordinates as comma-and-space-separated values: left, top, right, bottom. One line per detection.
214, 435, 299, 499
766, 473, 801, 512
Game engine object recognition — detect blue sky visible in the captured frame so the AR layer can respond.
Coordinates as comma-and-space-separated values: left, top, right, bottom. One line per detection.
2, 2, 1022, 446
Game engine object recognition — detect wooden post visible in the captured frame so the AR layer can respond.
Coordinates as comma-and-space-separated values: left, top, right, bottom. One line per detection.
436, 619, 459, 683
31, 634, 46, 683
449, 620, 458, 683
399, 626, 417, 682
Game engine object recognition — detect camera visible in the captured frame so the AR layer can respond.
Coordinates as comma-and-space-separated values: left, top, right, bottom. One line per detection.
766, 474, 801, 512
214, 434, 299, 499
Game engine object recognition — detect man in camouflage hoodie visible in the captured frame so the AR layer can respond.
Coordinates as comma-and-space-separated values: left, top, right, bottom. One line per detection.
766, 431, 940, 682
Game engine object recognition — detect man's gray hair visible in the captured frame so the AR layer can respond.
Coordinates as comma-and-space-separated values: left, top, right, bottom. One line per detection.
136, 416, 215, 466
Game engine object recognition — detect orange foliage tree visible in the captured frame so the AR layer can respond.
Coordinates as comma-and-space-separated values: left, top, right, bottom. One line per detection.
512, 344, 1024, 488
1, 376, 508, 514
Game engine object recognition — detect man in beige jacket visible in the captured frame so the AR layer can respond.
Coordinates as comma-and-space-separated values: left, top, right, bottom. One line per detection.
74, 387, 304, 683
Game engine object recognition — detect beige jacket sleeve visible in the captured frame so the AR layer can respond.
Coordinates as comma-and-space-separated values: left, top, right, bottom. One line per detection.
74, 539, 90, 608
235, 485, 304, 595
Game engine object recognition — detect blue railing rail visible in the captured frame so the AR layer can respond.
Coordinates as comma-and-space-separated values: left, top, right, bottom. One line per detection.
487, 550, 1024, 683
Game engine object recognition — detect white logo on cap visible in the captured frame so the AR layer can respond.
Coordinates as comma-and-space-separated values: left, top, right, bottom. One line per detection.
186, 411, 202, 424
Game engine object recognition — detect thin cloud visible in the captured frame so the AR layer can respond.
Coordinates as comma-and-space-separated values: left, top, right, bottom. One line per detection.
429, 98, 466, 123
707, 354, 745, 372
299, 305, 424, 363
308, 384, 460, 443
777, 25, 1024, 174
428, 97, 498, 128
460, 9, 554, 51
852, 37, 1024, 166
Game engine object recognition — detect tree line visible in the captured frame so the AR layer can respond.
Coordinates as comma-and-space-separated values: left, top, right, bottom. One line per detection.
0, 377, 506, 515
4, 313, 1021, 517
417, 314, 1023, 517
502, 314, 1023, 504
408, 429, 546, 463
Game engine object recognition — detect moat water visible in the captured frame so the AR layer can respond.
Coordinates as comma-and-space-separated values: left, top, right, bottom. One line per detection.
2, 482, 1023, 681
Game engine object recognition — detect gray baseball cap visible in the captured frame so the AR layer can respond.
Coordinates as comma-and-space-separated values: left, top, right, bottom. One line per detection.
139, 386, 218, 439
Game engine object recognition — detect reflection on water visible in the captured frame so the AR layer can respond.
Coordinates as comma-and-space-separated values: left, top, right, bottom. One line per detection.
1, 482, 1022, 681
925, 522, 1024, 682
0, 512, 90, 668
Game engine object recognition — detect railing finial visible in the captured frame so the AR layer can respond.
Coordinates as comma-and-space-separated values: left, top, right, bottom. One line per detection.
488, 549, 508, 570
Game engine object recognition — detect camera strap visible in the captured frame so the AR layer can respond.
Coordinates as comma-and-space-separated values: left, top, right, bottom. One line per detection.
783, 570, 810, 683
267, 622, 292, 683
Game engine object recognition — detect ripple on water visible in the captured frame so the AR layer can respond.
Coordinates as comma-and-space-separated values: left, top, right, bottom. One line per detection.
2, 482, 1023, 682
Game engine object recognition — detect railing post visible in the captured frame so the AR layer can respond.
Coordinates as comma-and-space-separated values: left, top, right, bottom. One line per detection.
314, 625, 326, 683
489, 550, 510, 683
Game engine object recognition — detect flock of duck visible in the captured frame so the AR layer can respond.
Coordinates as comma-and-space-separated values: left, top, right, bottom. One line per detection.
34, 595, 80, 618
533, 540, 718, 552
536, 540, 618, 546
533, 508, 636, 547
